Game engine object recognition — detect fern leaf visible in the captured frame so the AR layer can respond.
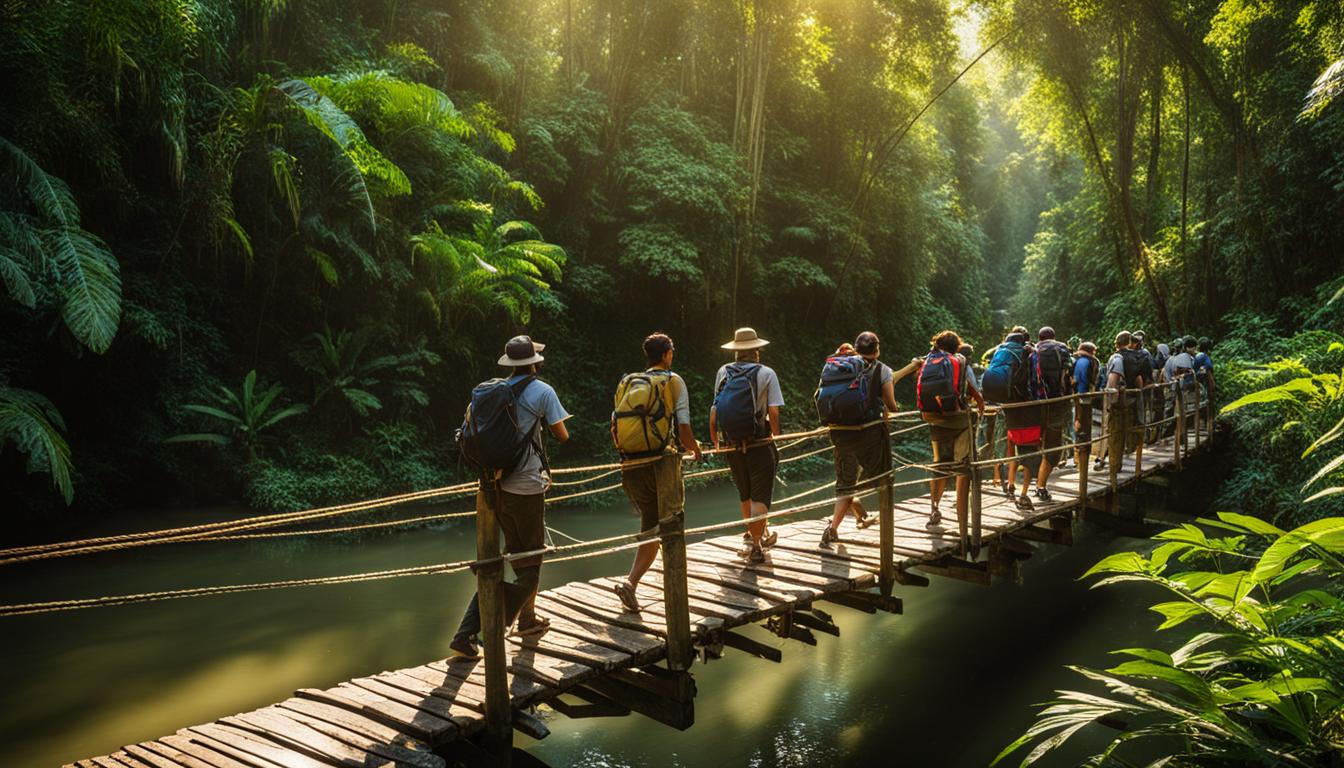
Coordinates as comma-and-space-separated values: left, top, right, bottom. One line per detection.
0, 386, 74, 504
43, 226, 121, 353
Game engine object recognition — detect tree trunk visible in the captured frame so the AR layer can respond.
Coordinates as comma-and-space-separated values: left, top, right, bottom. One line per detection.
1179, 63, 1191, 325
1142, 55, 1163, 240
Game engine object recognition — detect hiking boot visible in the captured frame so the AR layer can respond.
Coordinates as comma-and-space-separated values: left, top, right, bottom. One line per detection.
760, 530, 778, 549
449, 635, 481, 660
819, 524, 839, 548
613, 580, 641, 612
1016, 494, 1034, 510
1002, 481, 1014, 498
746, 544, 766, 564
1093, 458, 1106, 471
926, 509, 942, 528
1035, 487, 1053, 502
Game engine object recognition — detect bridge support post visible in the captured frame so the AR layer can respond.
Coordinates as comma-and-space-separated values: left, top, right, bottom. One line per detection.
1134, 387, 1145, 479
878, 473, 895, 596
1193, 378, 1203, 450
1174, 382, 1185, 471
477, 483, 513, 763
968, 413, 982, 559
1076, 398, 1090, 502
658, 506, 693, 673
1106, 392, 1124, 515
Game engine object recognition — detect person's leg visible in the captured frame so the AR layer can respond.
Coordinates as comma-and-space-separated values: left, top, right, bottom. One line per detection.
930, 435, 947, 506
500, 491, 547, 628
626, 540, 660, 587
620, 465, 660, 590
728, 450, 755, 543
829, 496, 852, 532
452, 592, 481, 645
749, 501, 768, 542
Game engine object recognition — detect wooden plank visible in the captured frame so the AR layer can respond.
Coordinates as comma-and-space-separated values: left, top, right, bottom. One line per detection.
158, 736, 256, 768
113, 752, 158, 768
508, 627, 632, 671
392, 667, 490, 708
424, 658, 550, 706
183, 723, 321, 768
683, 546, 841, 591
700, 538, 872, 588
528, 605, 664, 660
571, 579, 718, 630
294, 687, 457, 745
649, 565, 782, 613
123, 743, 203, 768
274, 705, 439, 768
681, 558, 822, 601
275, 699, 430, 753
224, 709, 393, 768
537, 587, 670, 637
346, 678, 479, 726
505, 634, 602, 687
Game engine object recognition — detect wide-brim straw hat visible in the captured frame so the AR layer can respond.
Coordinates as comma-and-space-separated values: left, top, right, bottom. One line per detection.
721, 327, 770, 351
498, 335, 546, 366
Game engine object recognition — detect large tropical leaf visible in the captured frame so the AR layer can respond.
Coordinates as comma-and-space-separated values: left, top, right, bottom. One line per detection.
44, 226, 122, 353
0, 386, 73, 504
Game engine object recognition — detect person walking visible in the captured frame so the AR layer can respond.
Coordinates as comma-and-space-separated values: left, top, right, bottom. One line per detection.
710, 328, 785, 564
1102, 330, 1148, 471
919, 331, 986, 536
1194, 337, 1216, 412
1072, 341, 1100, 466
450, 336, 571, 659
1030, 327, 1073, 501
983, 326, 1039, 508
610, 333, 703, 612
817, 331, 911, 547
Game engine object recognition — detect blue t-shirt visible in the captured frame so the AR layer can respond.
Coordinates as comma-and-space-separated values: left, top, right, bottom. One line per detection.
1073, 356, 1095, 393
1193, 352, 1213, 373
499, 374, 571, 495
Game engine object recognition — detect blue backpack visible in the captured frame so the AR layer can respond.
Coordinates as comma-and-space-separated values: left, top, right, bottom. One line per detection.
981, 342, 1028, 403
456, 376, 537, 478
714, 362, 767, 443
815, 356, 880, 426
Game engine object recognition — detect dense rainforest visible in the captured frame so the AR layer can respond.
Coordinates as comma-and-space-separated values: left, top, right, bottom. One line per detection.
1, 0, 1341, 530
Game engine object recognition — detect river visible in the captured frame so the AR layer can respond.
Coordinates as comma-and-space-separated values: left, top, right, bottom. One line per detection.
1, 471, 1172, 767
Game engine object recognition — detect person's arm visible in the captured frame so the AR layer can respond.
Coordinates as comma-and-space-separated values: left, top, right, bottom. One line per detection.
967, 379, 986, 414
892, 359, 922, 383
677, 422, 702, 461
549, 420, 569, 442
708, 406, 719, 450
768, 405, 781, 437
881, 377, 899, 413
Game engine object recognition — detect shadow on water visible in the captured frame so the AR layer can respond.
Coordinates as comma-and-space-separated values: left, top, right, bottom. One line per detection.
1, 470, 1178, 767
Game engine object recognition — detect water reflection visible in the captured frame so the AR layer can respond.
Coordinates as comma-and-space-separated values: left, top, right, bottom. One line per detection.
2, 476, 1158, 767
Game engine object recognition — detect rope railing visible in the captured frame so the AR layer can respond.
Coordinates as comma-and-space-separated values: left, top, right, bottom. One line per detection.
1, 371, 1215, 616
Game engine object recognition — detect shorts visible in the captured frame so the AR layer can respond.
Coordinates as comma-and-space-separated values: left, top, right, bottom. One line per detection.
1042, 422, 1067, 467
831, 424, 891, 495
726, 442, 779, 506
926, 411, 973, 466
620, 453, 685, 535
477, 486, 545, 567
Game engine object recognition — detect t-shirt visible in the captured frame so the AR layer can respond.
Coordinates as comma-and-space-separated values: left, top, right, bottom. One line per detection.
499, 375, 571, 495
667, 371, 691, 425
713, 363, 786, 422
1073, 355, 1096, 393
965, 364, 980, 392
1163, 352, 1195, 383
1106, 352, 1126, 382
1193, 352, 1213, 374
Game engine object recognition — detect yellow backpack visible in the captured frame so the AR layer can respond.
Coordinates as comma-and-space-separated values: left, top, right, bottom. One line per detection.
612, 369, 679, 458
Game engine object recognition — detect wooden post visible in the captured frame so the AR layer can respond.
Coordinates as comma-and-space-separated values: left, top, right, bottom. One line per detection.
477, 483, 512, 761
1133, 387, 1145, 478
1076, 398, 1090, 502
657, 458, 693, 672
1174, 381, 1185, 471
878, 473, 895, 596
1193, 375, 1203, 450
1108, 392, 1124, 492
969, 412, 982, 559
1153, 384, 1166, 447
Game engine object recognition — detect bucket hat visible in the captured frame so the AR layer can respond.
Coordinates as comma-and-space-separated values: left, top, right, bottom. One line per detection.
721, 327, 770, 351
498, 335, 546, 366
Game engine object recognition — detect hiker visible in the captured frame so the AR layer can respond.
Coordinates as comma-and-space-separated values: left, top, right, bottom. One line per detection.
919, 331, 986, 537
710, 328, 785, 564
1072, 341, 1100, 464
450, 336, 571, 659
1030, 327, 1074, 502
817, 331, 913, 547
610, 333, 703, 612
823, 343, 874, 527
1101, 330, 1148, 470
1131, 330, 1158, 443
1164, 336, 1200, 440
1194, 337, 1216, 409
1154, 342, 1170, 375
982, 326, 1040, 509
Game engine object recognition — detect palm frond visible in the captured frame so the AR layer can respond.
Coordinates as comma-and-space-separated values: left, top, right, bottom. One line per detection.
0, 386, 73, 504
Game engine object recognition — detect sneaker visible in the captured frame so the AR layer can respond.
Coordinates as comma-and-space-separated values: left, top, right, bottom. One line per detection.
1035, 487, 1053, 502
926, 510, 942, 528
746, 545, 766, 564
819, 524, 839, 548
1093, 458, 1105, 471
449, 635, 481, 660
512, 616, 550, 637
760, 530, 778, 549
742, 531, 753, 543
1000, 480, 1012, 497
1016, 494, 1034, 510
613, 580, 641, 612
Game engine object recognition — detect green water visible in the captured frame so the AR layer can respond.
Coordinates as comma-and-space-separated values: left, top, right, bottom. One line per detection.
1, 474, 1164, 767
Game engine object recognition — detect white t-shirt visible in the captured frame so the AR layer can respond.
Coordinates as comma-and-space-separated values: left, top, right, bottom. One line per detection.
498, 375, 570, 495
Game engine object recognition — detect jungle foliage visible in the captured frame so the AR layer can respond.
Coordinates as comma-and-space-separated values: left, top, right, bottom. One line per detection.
0, 0, 1340, 518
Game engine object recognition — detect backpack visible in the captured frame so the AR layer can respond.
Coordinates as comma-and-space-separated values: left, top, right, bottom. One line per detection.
1034, 340, 1072, 399
916, 350, 964, 414
714, 362, 768, 443
815, 356, 882, 426
457, 376, 537, 478
612, 370, 678, 458
1118, 348, 1146, 388
981, 342, 1029, 403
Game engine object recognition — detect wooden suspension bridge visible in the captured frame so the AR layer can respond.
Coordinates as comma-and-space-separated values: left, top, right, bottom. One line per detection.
65, 382, 1217, 768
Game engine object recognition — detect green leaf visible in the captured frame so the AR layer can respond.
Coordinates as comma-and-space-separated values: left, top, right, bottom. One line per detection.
0, 386, 73, 504
1082, 551, 1149, 579
163, 433, 231, 446
257, 403, 308, 431
1219, 377, 1320, 414
1151, 601, 1206, 629
182, 403, 243, 424
1212, 512, 1285, 537
1254, 518, 1344, 581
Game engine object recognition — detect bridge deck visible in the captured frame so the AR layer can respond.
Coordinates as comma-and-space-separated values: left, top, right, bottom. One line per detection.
69, 426, 1206, 768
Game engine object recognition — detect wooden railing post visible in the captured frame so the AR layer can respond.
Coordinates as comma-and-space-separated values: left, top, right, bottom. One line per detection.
657, 479, 693, 672
1154, 383, 1166, 447
1193, 374, 1203, 450
477, 483, 512, 761
1174, 380, 1185, 471
1108, 391, 1124, 492
878, 472, 895, 596
1076, 397, 1091, 502
1133, 386, 1145, 478
969, 412, 982, 559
